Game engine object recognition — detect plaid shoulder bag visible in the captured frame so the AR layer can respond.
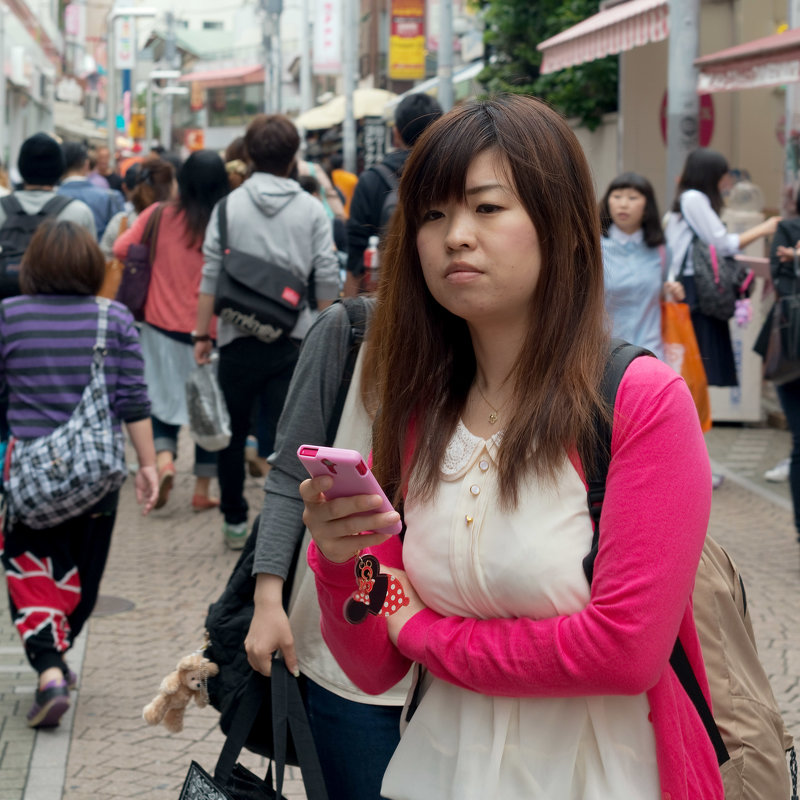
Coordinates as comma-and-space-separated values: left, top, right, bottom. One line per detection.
5, 298, 127, 529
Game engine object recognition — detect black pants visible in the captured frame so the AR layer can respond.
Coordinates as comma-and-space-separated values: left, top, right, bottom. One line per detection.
776, 378, 800, 542
217, 336, 299, 525
1, 490, 119, 675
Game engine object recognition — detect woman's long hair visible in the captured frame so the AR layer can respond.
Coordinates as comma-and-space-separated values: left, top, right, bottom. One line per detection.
599, 172, 665, 248
366, 94, 610, 509
176, 150, 230, 248
671, 148, 729, 215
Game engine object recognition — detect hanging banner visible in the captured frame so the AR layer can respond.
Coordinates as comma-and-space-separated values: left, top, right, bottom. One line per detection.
313, 0, 342, 75
114, 16, 136, 70
389, 0, 425, 80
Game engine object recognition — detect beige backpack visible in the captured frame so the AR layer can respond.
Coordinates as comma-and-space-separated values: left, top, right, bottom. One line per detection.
693, 536, 794, 799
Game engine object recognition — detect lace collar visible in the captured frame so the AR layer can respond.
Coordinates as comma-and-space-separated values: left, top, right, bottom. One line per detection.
440, 420, 503, 479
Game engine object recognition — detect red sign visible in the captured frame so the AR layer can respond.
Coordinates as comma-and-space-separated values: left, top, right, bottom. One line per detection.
660, 91, 715, 147
184, 129, 205, 152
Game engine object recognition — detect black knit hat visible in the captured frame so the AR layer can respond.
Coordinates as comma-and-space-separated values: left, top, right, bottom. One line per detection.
18, 133, 66, 186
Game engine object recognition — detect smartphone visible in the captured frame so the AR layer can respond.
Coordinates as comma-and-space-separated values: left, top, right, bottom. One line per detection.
297, 445, 402, 536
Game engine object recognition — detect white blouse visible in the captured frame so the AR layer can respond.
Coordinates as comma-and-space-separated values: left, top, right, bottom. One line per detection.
381, 422, 660, 800
664, 189, 741, 280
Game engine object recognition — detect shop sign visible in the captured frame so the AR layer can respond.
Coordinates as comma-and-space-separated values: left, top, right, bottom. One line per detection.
185, 129, 205, 151
389, 0, 425, 80
313, 0, 341, 75
190, 82, 205, 112
114, 16, 136, 70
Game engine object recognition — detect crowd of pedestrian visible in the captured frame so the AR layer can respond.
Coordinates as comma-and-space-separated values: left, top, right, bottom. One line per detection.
0, 89, 794, 800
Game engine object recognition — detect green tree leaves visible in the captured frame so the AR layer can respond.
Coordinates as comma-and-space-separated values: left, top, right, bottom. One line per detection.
477, 0, 618, 131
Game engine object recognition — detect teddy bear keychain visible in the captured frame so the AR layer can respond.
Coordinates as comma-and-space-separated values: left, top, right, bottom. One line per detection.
142, 653, 219, 733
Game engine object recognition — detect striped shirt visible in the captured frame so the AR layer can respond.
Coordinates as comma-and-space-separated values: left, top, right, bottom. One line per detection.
0, 295, 150, 439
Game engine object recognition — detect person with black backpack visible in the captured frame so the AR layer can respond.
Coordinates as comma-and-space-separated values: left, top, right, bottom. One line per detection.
343, 93, 442, 296
0, 133, 96, 300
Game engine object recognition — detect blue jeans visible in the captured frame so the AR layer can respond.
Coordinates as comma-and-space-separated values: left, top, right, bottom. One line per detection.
304, 678, 402, 800
151, 416, 217, 478
776, 377, 800, 542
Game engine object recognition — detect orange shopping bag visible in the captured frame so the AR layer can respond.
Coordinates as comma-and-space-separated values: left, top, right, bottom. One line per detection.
661, 300, 712, 433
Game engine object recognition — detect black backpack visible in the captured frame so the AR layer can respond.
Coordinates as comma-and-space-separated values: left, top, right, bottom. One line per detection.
0, 195, 74, 299
371, 162, 400, 235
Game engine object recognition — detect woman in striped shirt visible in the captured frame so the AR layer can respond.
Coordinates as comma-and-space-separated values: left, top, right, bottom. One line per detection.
0, 220, 157, 728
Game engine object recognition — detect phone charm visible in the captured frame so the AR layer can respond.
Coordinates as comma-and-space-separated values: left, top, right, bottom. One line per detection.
344, 553, 410, 625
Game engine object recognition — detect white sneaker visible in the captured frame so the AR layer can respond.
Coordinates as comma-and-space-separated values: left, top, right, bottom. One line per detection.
711, 473, 725, 490
764, 458, 790, 483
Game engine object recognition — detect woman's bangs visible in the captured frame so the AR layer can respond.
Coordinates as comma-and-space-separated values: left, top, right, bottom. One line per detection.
403, 115, 493, 225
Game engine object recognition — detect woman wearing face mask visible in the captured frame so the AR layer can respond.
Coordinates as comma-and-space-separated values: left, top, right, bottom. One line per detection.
599, 172, 680, 360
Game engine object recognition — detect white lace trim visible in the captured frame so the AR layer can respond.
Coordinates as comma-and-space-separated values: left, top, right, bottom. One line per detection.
441, 421, 503, 477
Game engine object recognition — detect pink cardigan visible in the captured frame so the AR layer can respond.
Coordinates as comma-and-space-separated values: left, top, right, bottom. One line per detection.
113, 202, 217, 338
309, 356, 724, 800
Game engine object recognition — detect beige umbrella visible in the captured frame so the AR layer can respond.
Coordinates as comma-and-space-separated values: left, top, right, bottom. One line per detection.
296, 88, 397, 130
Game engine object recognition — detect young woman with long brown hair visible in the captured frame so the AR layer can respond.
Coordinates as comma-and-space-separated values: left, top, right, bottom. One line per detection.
300, 96, 723, 799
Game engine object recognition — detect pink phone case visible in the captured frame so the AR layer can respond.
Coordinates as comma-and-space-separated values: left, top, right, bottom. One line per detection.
297, 445, 402, 536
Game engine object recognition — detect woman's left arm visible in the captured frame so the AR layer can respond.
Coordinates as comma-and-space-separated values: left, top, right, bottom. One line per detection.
112, 202, 156, 260
393, 358, 711, 698
110, 306, 152, 423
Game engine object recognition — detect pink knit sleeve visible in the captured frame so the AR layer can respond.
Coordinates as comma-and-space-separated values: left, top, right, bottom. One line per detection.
396, 358, 712, 698
308, 531, 413, 695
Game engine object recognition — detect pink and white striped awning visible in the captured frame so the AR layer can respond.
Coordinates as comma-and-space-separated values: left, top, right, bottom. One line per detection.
537, 0, 669, 75
695, 27, 800, 93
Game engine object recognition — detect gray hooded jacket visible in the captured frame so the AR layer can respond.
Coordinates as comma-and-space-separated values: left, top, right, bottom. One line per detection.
201, 172, 339, 347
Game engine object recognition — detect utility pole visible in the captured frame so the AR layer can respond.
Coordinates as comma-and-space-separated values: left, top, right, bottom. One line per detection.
665, 0, 700, 208
262, 0, 272, 112
438, 0, 453, 112
164, 11, 176, 150
784, 0, 800, 214
146, 81, 153, 145
299, 0, 312, 112
342, 0, 356, 172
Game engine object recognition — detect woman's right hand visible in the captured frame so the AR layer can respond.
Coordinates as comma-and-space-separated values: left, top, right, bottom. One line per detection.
194, 340, 212, 365
300, 475, 400, 563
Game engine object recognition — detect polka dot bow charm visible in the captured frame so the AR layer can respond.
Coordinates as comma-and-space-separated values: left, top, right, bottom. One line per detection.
344, 554, 410, 625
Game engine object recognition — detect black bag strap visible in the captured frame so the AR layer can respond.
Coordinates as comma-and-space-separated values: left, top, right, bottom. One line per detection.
582, 339, 653, 583
371, 162, 400, 192
271, 654, 328, 800
213, 661, 328, 800
217, 196, 229, 254
141, 202, 164, 261
213, 670, 268, 783
325, 297, 370, 444
585, 338, 730, 767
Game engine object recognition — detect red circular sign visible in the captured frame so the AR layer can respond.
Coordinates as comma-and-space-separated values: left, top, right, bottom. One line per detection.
660, 91, 714, 147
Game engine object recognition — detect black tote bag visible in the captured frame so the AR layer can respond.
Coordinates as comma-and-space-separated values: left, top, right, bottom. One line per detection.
178, 657, 328, 800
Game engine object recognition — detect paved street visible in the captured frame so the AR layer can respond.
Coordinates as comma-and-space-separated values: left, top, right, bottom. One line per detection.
0, 422, 798, 800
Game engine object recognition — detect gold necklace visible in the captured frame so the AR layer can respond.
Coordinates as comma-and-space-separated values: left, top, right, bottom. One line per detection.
474, 381, 508, 425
